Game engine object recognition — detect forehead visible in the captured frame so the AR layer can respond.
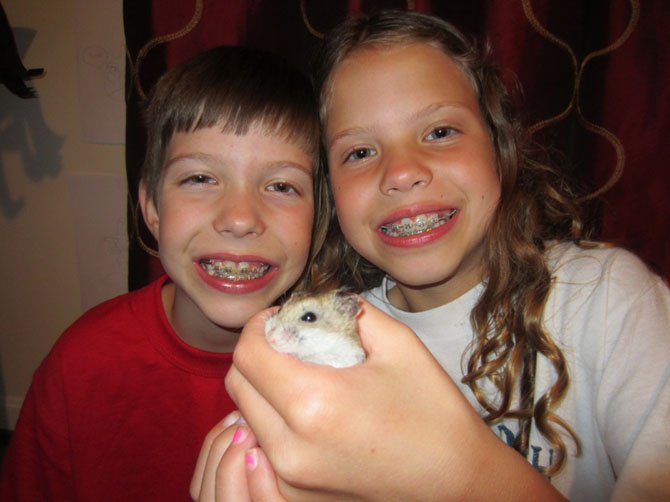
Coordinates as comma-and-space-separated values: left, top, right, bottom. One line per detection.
325, 43, 481, 136
173, 119, 313, 152
164, 124, 314, 171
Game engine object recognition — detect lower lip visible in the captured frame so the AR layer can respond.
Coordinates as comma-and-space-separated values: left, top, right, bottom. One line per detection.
377, 212, 458, 248
195, 264, 278, 294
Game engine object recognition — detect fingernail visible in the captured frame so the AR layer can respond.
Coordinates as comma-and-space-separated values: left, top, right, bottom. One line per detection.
232, 426, 248, 444
245, 448, 258, 471
222, 410, 241, 428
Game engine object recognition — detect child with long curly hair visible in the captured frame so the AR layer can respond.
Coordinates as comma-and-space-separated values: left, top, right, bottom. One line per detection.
192, 10, 670, 501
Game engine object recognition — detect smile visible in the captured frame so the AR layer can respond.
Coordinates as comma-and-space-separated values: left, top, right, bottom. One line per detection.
379, 210, 457, 237
199, 259, 271, 281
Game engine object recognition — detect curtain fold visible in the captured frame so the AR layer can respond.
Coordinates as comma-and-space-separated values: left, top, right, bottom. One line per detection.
124, 0, 669, 288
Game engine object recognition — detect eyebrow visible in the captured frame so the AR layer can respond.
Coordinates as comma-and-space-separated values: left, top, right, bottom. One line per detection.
163, 152, 313, 177
328, 126, 370, 149
409, 101, 475, 122
163, 152, 217, 171
277, 161, 314, 178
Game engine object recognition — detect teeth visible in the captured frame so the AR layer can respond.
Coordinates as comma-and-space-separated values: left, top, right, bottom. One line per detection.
380, 210, 457, 237
200, 260, 270, 281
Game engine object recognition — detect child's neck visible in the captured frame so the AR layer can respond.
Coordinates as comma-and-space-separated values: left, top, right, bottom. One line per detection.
161, 283, 239, 353
387, 275, 481, 313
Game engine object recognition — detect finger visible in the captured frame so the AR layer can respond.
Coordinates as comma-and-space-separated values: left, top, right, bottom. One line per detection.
191, 425, 236, 501
210, 425, 260, 502
245, 447, 287, 502
190, 413, 241, 500
228, 309, 338, 420
225, 365, 290, 455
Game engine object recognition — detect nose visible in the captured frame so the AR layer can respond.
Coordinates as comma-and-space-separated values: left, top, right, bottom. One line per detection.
212, 188, 265, 238
379, 149, 432, 194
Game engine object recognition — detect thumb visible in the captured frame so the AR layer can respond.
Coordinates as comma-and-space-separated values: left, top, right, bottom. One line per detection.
233, 305, 280, 367
356, 297, 425, 361
243, 305, 280, 336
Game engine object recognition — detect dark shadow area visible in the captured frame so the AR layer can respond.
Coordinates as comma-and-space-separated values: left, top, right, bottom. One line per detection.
0, 429, 11, 473
0, 356, 10, 472
0, 27, 64, 220
0, 356, 7, 431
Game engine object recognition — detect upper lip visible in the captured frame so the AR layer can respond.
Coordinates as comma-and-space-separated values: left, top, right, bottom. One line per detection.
378, 204, 457, 228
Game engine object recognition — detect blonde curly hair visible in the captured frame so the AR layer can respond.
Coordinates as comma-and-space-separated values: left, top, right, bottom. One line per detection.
310, 9, 587, 475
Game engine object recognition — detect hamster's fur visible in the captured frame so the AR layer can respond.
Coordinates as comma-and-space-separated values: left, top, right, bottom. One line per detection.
265, 291, 365, 368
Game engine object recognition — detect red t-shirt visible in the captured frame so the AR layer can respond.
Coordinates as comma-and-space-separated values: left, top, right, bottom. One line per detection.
1, 276, 236, 501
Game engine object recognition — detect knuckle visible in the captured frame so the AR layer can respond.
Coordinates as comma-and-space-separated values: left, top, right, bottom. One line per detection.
287, 387, 333, 436
274, 451, 313, 487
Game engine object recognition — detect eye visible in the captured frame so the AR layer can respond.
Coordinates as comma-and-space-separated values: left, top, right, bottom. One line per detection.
267, 182, 298, 195
181, 174, 215, 186
425, 126, 457, 141
300, 311, 317, 322
344, 147, 377, 162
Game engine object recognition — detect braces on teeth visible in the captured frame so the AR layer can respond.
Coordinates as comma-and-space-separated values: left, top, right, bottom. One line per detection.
200, 260, 270, 281
380, 209, 457, 237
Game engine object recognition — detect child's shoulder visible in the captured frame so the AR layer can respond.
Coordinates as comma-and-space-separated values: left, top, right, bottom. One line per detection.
546, 241, 666, 300
547, 241, 656, 279
54, 276, 166, 351
78, 276, 163, 322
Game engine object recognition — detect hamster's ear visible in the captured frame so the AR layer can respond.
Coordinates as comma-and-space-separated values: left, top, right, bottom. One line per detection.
337, 293, 361, 318
138, 180, 160, 241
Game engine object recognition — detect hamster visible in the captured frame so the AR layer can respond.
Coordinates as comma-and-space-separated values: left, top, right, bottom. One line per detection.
265, 290, 365, 368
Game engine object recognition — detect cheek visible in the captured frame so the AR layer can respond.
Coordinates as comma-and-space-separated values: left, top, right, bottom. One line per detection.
155, 204, 183, 244
285, 207, 314, 259
330, 173, 357, 212
485, 163, 502, 202
331, 185, 357, 233
331, 174, 377, 247
163, 196, 201, 221
335, 206, 361, 248
462, 148, 501, 207
481, 172, 501, 203
476, 176, 501, 227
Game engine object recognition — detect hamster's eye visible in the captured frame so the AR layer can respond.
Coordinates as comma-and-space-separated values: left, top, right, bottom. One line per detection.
301, 312, 317, 322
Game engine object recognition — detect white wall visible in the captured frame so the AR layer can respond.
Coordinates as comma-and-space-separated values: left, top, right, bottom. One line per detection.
0, 0, 127, 429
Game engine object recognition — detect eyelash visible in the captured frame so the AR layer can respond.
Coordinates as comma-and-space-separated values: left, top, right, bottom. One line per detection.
180, 174, 215, 186
177, 174, 301, 196
344, 147, 377, 163
340, 126, 458, 163
267, 181, 300, 195
425, 126, 458, 141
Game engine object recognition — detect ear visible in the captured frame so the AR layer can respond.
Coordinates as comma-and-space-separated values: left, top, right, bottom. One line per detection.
336, 292, 361, 318
138, 180, 160, 241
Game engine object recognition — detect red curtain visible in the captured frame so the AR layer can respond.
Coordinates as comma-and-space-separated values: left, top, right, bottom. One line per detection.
124, 0, 669, 289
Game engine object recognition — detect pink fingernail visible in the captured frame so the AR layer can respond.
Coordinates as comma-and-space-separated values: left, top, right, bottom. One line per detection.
232, 426, 247, 444
245, 448, 258, 470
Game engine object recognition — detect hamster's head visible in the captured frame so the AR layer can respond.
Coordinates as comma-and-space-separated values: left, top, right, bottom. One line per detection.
264, 291, 362, 359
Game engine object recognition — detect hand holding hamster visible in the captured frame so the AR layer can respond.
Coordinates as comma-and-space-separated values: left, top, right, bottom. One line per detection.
220, 298, 558, 502
265, 291, 366, 368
